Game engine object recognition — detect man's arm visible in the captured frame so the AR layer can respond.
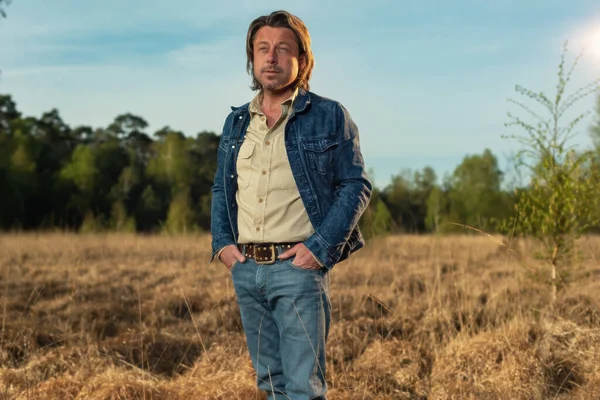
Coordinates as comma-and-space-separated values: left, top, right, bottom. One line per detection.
210, 114, 237, 262
303, 104, 372, 269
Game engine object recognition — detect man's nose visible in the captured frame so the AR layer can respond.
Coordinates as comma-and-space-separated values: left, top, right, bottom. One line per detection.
267, 48, 277, 64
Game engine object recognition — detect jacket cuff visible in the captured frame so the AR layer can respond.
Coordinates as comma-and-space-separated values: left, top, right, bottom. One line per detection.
211, 234, 236, 263
214, 246, 227, 263
306, 247, 325, 268
303, 232, 341, 270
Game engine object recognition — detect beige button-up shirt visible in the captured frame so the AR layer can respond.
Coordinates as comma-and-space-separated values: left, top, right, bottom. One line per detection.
235, 88, 315, 244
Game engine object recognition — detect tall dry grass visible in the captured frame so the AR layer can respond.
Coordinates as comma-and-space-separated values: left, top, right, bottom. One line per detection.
1, 233, 599, 399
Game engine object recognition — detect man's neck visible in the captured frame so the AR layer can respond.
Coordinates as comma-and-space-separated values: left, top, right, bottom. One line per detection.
261, 87, 295, 114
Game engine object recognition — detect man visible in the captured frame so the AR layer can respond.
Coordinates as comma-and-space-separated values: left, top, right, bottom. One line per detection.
210, 10, 371, 400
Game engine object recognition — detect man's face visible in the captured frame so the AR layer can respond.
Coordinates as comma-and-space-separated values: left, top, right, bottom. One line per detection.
253, 26, 305, 93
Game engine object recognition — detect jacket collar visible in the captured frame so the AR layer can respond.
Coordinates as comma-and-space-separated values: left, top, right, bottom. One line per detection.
292, 88, 311, 114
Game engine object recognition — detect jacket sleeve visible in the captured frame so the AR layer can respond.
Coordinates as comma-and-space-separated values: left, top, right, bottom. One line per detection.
303, 104, 372, 269
210, 113, 237, 262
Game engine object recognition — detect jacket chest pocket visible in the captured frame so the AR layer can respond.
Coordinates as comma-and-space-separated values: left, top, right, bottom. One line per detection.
302, 139, 338, 175
236, 141, 255, 189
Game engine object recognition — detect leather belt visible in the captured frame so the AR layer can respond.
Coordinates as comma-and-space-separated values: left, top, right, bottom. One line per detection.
237, 242, 299, 265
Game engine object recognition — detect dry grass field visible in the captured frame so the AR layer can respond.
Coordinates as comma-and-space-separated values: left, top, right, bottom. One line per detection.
1, 233, 600, 399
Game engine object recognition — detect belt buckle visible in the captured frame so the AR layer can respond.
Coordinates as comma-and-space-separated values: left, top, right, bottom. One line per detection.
255, 244, 276, 265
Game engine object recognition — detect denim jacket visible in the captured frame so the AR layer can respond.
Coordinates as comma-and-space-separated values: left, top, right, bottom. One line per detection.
210, 88, 372, 270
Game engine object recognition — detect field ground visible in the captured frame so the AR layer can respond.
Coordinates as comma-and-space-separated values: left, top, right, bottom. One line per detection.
1, 233, 600, 399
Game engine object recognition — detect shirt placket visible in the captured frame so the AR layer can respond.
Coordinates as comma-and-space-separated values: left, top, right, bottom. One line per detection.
253, 105, 288, 242
252, 114, 266, 241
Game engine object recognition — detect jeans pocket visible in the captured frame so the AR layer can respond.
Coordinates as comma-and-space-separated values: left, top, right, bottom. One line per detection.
230, 260, 240, 273
286, 259, 321, 273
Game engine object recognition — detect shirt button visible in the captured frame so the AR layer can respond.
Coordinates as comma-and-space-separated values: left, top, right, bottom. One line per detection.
258, 198, 264, 203
256, 227, 260, 231
262, 170, 267, 175
265, 141, 271, 146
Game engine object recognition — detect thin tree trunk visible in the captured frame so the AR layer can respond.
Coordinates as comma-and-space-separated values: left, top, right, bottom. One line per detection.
550, 246, 558, 308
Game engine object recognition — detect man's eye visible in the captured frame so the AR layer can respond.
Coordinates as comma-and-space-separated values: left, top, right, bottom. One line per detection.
278, 47, 289, 53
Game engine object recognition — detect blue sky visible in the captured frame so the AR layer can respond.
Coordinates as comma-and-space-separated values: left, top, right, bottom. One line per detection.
1, 1, 599, 189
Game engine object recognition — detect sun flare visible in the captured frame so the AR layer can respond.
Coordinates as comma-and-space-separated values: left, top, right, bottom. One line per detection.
578, 22, 600, 61
570, 20, 600, 63
592, 28, 600, 59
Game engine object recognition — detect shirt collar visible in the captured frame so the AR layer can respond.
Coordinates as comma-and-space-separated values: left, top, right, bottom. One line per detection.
249, 87, 299, 117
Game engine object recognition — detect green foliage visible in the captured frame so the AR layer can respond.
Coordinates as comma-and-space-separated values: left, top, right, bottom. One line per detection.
0, 95, 222, 233
358, 185, 393, 239
164, 190, 198, 234
371, 200, 393, 236
500, 42, 600, 292
110, 201, 136, 232
61, 144, 97, 193
80, 211, 103, 234
147, 130, 193, 190
448, 149, 510, 231
136, 185, 163, 231
381, 170, 412, 231
509, 153, 599, 261
590, 94, 600, 150
10, 143, 36, 174
425, 186, 447, 232
382, 166, 437, 232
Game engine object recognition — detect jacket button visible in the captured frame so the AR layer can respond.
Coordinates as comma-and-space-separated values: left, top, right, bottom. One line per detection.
230, 175, 234, 178
238, 116, 242, 119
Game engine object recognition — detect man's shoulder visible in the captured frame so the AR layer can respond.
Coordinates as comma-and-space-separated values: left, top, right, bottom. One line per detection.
217, 101, 250, 138
228, 101, 251, 115
219, 101, 250, 127
300, 89, 349, 118
305, 90, 341, 107
303, 90, 358, 125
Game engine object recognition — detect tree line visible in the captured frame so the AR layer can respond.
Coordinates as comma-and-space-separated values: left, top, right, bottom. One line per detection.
1, 92, 599, 236
1, 94, 218, 233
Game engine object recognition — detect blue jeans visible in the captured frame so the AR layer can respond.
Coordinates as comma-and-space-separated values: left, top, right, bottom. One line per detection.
230, 258, 331, 400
